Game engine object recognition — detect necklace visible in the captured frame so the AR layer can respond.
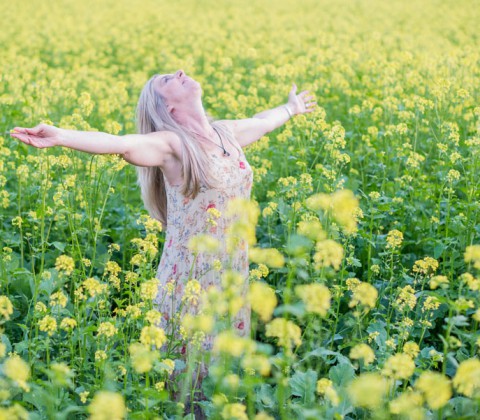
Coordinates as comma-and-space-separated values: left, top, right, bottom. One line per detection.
190, 125, 231, 157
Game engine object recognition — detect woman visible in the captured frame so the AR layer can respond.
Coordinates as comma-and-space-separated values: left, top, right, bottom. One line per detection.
10, 69, 317, 409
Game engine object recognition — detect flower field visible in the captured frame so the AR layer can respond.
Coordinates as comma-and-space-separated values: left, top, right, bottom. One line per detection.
1, 0, 479, 418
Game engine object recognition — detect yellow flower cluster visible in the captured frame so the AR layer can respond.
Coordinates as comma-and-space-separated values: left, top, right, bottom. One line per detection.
395, 285, 417, 311
349, 343, 375, 366
464, 245, 480, 269
412, 256, 438, 276
55, 255, 75, 276
139, 325, 167, 349
0, 296, 13, 320
313, 239, 344, 271
49, 290, 68, 308
97, 322, 118, 338
386, 229, 403, 249
294, 283, 331, 316
87, 390, 126, 420
296, 219, 326, 242
248, 246, 285, 268
39, 315, 57, 336
249, 281, 277, 322
349, 282, 378, 310
264, 318, 302, 350
429, 275, 449, 290
128, 342, 158, 374
4, 355, 31, 392
381, 353, 415, 380
316, 378, 340, 406
213, 331, 256, 357
306, 189, 360, 235
187, 233, 221, 254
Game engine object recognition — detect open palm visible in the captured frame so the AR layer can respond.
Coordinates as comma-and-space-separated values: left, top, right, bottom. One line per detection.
10, 124, 61, 149
287, 83, 317, 115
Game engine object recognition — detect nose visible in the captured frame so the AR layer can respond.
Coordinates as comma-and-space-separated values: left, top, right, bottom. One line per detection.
176, 69, 184, 78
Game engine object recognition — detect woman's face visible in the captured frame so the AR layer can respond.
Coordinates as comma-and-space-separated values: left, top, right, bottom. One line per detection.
154, 69, 201, 110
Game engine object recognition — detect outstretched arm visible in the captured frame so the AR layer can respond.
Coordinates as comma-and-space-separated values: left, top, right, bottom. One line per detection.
218, 83, 317, 148
10, 124, 176, 168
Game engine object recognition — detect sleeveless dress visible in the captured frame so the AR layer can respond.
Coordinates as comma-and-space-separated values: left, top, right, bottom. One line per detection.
153, 125, 254, 363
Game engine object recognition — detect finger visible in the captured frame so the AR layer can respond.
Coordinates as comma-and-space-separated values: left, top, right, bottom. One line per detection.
13, 127, 27, 133
291, 83, 297, 92
306, 102, 317, 107
25, 127, 39, 135
299, 90, 309, 97
13, 133, 31, 144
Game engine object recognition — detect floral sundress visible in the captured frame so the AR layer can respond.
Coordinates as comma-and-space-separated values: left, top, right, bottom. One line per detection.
153, 123, 254, 365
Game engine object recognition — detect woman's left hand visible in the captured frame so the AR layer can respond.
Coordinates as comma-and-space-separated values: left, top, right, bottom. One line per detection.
287, 83, 317, 115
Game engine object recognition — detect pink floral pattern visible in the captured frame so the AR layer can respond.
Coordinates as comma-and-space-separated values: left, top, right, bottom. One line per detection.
153, 125, 253, 360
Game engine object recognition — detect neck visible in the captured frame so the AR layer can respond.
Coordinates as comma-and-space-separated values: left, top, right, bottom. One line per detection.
172, 98, 213, 137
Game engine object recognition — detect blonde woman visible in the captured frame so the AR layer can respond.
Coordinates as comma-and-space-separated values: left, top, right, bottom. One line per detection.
11, 69, 317, 408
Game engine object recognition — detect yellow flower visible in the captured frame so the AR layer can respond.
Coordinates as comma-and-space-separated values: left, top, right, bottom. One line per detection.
249, 282, 277, 322
187, 233, 221, 253
139, 278, 160, 300
349, 343, 376, 366
181, 278, 202, 305
415, 371, 452, 409
55, 255, 75, 276
386, 229, 403, 249
0, 296, 13, 320
452, 358, 480, 397
347, 373, 387, 409
4, 355, 30, 392
349, 282, 378, 309
60, 317, 77, 331
128, 342, 158, 373
49, 290, 68, 308
241, 354, 271, 376
265, 318, 302, 350
79, 390, 90, 404
221, 403, 248, 420
296, 219, 326, 241
381, 353, 415, 380
248, 247, 285, 268
139, 325, 167, 349
39, 315, 57, 336
87, 390, 126, 420
395, 285, 417, 310
389, 389, 424, 417
429, 275, 449, 290
403, 341, 420, 359
97, 322, 118, 338
306, 189, 359, 235
313, 239, 344, 270
95, 351, 107, 362
316, 378, 333, 394
213, 331, 256, 357
295, 283, 331, 316
464, 245, 480, 269
412, 257, 438, 276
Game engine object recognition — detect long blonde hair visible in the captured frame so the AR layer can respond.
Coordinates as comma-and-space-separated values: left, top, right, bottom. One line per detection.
135, 74, 239, 229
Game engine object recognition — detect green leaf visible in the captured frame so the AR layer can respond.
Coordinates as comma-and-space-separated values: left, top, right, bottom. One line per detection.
329, 363, 355, 388
289, 369, 317, 404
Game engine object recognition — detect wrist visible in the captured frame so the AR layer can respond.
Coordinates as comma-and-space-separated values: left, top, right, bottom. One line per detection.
284, 103, 294, 118
56, 128, 67, 147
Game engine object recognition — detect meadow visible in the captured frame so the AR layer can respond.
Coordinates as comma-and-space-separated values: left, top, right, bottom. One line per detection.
0, 0, 479, 418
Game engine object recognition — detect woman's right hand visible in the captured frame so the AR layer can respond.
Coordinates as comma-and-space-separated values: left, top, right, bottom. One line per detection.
10, 123, 62, 149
